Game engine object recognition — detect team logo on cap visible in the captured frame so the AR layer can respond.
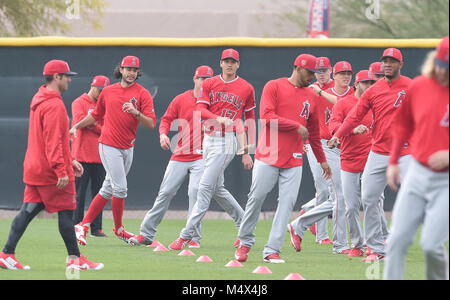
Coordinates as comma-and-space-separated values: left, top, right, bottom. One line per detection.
388, 48, 394, 56
301, 60, 307, 66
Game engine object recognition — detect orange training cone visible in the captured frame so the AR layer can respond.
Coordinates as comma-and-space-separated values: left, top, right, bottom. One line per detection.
252, 266, 272, 274
284, 273, 306, 280
225, 260, 243, 267
153, 245, 169, 252
179, 249, 195, 256
196, 256, 213, 262
146, 240, 162, 248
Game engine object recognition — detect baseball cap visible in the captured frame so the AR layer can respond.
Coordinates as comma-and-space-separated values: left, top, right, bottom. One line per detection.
435, 36, 449, 69
317, 57, 332, 69
294, 54, 320, 73
333, 61, 353, 75
355, 70, 375, 84
369, 62, 384, 75
121, 56, 140, 68
91, 75, 110, 90
194, 65, 214, 78
43, 60, 77, 76
381, 48, 403, 63
221, 49, 240, 62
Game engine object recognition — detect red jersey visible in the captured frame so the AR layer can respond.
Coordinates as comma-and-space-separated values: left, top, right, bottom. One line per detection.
390, 75, 449, 171
317, 86, 354, 140
23, 85, 74, 186
255, 78, 326, 169
314, 80, 334, 91
159, 90, 203, 162
71, 93, 103, 164
329, 94, 373, 173
197, 75, 256, 133
91, 82, 156, 149
334, 76, 412, 156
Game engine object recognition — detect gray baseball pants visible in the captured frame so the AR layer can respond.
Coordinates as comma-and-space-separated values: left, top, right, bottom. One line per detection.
384, 159, 449, 280
238, 159, 303, 258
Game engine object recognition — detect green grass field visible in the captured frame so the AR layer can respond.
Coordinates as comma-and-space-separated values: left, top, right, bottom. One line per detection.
0, 217, 436, 280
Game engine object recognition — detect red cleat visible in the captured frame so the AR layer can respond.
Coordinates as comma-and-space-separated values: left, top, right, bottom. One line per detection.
0, 252, 30, 270
347, 248, 365, 257
168, 237, 191, 251
362, 253, 384, 262
113, 226, 137, 244
263, 253, 285, 264
233, 238, 240, 248
309, 224, 317, 235
235, 245, 251, 262
317, 238, 333, 245
287, 224, 302, 252
66, 254, 104, 270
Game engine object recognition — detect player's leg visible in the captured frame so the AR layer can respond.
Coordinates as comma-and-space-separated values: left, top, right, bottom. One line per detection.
383, 160, 427, 279
263, 165, 302, 261
179, 134, 237, 241
58, 210, 81, 258
301, 198, 317, 213
361, 151, 389, 257
90, 163, 106, 234
238, 159, 279, 248
187, 159, 205, 245
73, 162, 90, 225
291, 198, 334, 240
420, 167, 449, 280
378, 192, 389, 241
341, 170, 364, 251
139, 160, 190, 243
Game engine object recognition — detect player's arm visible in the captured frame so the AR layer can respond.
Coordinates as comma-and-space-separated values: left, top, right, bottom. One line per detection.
159, 99, 179, 150
328, 102, 345, 136
309, 84, 337, 105
70, 93, 105, 137
123, 90, 156, 130
236, 109, 255, 170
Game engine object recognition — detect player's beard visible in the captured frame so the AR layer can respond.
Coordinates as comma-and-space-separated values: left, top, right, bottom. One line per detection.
384, 68, 400, 80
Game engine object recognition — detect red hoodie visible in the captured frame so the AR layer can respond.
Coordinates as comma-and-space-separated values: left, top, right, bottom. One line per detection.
23, 85, 74, 186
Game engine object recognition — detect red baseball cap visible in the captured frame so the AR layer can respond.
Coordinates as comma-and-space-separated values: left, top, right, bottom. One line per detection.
221, 49, 240, 62
317, 57, 331, 69
43, 60, 77, 76
333, 61, 353, 75
381, 48, 403, 63
435, 36, 449, 69
194, 65, 214, 78
91, 75, 110, 89
355, 70, 375, 84
294, 54, 320, 73
369, 62, 384, 75
121, 56, 140, 68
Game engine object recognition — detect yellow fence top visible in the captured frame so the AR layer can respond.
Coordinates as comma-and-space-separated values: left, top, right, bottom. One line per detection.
0, 36, 440, 48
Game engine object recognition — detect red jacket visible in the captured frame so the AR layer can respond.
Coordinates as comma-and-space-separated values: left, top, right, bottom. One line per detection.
255, 78, 326, 168
23, 85, 74, 186
71, 93, 103, 163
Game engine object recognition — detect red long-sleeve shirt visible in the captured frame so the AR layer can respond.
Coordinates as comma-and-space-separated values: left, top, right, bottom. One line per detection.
389, 75, 449, 171
23, 85, 74, 185
255, 78, 326, 168
329, 94, 373, 173
90, 82, 156, 149
334, 76, 412, 156
159, 90, 203, 162
71, 93, 103, 163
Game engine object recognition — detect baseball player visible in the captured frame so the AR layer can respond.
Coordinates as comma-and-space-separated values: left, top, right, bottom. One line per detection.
0, 60, 103, 270
328, 48, 412, 261
384, 36, 449, 280
288, 61, 354, 254
369, 62, 385, 81
70, 56, 156, 245
71, 75, 110, 238
235, 54, 332, 263
168, 49, 255, 250
328, 70, 376, 257
129, 65, 244, 248
313, 57, 335, 90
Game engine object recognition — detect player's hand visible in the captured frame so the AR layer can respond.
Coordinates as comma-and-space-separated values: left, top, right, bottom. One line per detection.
353, 125, 369, 135
241, 154, 254, 170
303, 144, 309, 154
309, 84, 321, 93
297, 125, 309, 142
72, 160, 84, 177
328, 136, 340, 149
237, 144, 254, 156
57, 176, 69, 190
160, 134, 171, 151
69, 126, 78, 139
320, 162, 332, 180
216, 116, 234, 127
387, 164, 401, 192
428, 150, 449, 171
122, 102, 139, 116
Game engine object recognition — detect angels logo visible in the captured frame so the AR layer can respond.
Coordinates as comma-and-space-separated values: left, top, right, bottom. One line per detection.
300, 101, 310, 119
325, 107, 332, 124
393, 91, 406, 107
441, 104, 449, 128
129, 97, 138, 109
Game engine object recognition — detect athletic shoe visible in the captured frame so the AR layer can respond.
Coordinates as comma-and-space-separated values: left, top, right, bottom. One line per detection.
347, 248, 365, 257
287, 224, 302, 252
299, 209, 305, 215
0, 252, 30, 270
75, 223, 89, 246
335, 249, 352, 254
90, 229, 108, 238
128, 235, 152, 246
113, 226, 137, 244
309, 224, 317, 236
317, 238, 333, 245
263, 253, 285, 263
168, 237, 191, 251
233, 238, 240, 248
188, 241, 200, 249
362, 253, 384, 262
365, 247, 372, 256
66, 254, 104, 270
235, 245, 251, 262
